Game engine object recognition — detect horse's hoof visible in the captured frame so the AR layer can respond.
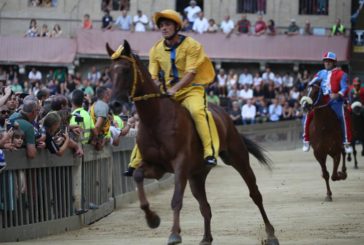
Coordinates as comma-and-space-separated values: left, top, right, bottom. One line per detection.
347, 155, 352, 161
338, 171, 347, 180
354, 165, 358, 170
262, 237, 280, 245
168, 233, 182, 245
331, 175, 340, 181
325, 196, 332, 202
361, 151, 364, 156
146, 212, 160, 229
200, 238, 213, 245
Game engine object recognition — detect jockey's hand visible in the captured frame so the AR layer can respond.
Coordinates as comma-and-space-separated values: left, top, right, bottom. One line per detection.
167, 87, 177, 97
330, 93, 341, 100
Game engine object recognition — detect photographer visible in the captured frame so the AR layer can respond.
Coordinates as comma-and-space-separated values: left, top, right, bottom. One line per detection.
69, 89, 96, 144
0, 86, 13, 107
43, 112, 83, 157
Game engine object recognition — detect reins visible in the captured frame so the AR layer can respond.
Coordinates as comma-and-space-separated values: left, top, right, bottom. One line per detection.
111, 46, 169, 102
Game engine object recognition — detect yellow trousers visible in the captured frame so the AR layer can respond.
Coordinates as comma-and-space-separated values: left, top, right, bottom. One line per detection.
129, 86, 219, 168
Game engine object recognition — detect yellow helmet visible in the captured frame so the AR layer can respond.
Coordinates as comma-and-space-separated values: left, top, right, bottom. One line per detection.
154, 9, 182, 30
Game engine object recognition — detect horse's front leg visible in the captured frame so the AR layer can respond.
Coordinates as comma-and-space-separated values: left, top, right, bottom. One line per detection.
168, 167, 188, 245
134, 167, 161, 229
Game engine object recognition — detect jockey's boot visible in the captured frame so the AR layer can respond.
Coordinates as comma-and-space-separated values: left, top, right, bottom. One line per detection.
123, 167, 135, 177
302, 141, 310, 152
344, 144, 353, 154
204, 156, 217, 167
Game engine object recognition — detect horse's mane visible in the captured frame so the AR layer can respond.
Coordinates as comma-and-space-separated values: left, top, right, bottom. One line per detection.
131, 51, 153, 83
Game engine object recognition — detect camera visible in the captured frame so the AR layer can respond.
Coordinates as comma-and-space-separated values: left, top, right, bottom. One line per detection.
73, 112, 84, 123
120, 115, 128, 121
6, 121, 12, 131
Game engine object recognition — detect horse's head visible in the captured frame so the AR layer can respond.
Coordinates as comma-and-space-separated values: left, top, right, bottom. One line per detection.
106, 40, 136, 104
300, 78, 323, 113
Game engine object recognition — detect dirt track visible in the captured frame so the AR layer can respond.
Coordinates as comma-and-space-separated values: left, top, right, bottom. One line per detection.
10, 149, 364, 245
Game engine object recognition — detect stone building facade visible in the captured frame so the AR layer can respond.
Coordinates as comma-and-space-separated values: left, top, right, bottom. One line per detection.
0, 0, 351, 37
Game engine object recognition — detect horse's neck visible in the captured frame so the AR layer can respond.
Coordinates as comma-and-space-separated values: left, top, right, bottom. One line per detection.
133, 61, 174, 126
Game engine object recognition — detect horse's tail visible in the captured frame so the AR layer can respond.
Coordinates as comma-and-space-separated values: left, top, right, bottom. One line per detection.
240, 134, 272, 169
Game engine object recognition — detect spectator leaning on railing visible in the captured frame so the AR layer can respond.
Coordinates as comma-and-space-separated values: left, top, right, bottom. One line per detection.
8, 99, 39, 159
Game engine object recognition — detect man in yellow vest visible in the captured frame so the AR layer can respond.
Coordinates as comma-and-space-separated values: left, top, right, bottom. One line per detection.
69, 89, 96, 144
331, 18, 345, 36
123, 9, 219, 176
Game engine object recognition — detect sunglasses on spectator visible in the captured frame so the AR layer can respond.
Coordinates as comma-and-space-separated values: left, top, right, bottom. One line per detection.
1, 110, 10, 114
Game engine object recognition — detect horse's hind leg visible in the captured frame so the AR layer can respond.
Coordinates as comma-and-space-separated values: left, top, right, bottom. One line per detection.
331, 153, 345, 181
227, 145, 278, 244
313, 151, 332, 201
189, 172, 213, 245
133, 168, 161, 229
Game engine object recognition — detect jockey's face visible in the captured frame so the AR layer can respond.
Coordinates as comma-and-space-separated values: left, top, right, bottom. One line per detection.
323, 60, 335, 70
159, 19, 177, 39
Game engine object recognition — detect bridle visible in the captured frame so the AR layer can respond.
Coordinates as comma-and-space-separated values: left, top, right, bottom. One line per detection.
300, 81, 328, 110
111, 46, 168, 102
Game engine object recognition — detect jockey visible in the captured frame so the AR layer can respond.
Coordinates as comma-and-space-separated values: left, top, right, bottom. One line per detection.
123, 9, 218, 176
302, 51, 353, 153
349, 77, 364, 104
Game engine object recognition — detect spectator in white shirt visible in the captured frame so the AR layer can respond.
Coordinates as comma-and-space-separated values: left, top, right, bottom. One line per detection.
238, 68, 253, 87
253, 72, 263, 88
217, 68, 228, 97
87, 66, 101, 87
239, 84, 253, 103
184, 0, 201, 31
262, 66, 275, 84
192, 12, 209, 34
282, 72, 294, 89
274, 73, 283, 88
133, 10, 148, 32
241, 99, 256, 125
268, 98, 282, 122
28, 67, 42, 84
220, 15, 235, 34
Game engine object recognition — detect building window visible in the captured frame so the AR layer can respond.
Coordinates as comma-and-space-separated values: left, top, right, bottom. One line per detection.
237, 0, 266, 14
29, 0, 57, 7
102, 0, 130, 11
299, 0, 329, 15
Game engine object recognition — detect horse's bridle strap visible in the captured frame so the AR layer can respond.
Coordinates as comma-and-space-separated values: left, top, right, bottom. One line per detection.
116, 54, 169, 102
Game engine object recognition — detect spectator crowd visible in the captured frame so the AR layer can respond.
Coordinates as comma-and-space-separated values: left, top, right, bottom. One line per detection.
24, 0, 350, 38
0, 65, 139, 173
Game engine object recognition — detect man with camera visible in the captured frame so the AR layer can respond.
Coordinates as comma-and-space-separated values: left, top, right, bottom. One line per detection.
69, 89, 96, 144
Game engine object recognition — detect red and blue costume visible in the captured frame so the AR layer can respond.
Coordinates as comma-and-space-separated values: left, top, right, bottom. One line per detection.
303, 64, 352, 144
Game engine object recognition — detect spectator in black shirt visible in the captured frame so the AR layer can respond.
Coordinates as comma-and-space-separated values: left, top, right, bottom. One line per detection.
102, 10, 113, 30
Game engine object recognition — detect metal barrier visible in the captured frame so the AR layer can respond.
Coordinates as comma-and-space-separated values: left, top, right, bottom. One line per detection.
0, 121, 303, 242
0, 137, 174, 242
0, 149, 79, 242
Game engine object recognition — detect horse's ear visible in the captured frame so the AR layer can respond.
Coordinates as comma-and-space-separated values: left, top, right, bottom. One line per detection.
106, 42, 114, 57
123, 40, 131, 56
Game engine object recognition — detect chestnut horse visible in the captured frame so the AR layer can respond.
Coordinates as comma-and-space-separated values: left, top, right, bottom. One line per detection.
107, 40, 279, 245
301, 79, 347, 201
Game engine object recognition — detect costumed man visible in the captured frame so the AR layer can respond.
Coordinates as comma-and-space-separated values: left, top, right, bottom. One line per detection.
302, 52, 353, 153
123, 9, 218, 176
